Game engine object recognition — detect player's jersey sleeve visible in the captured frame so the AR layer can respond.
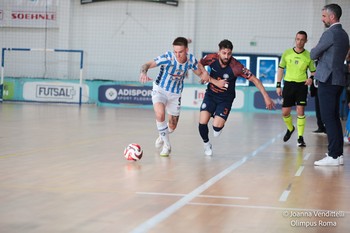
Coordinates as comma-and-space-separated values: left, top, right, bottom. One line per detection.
188, 53, 199, 71
230, 58, 252, 79
154, 51, 171, 66
200, 53, 218, 67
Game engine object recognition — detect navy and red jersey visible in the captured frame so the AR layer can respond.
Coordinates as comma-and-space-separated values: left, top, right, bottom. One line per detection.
200, 53, 252, 101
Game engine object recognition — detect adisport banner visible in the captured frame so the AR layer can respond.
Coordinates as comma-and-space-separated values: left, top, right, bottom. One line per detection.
0, 0, 59, 28
98, 84, 246, 109
98, 85, 152, 105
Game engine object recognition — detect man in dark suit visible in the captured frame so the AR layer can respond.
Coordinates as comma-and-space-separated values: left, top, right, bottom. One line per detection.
311, 3, 349, 166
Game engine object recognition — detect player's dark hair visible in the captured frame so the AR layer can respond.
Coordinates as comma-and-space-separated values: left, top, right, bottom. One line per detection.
323, 3, 342, 20
218, 39, 233, 50
173, 37, 188, 48
297, 31, 308, 40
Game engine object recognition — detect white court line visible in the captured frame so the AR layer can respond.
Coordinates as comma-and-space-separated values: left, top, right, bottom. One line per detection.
131, 133, 283, 233
136, 191, 249, 200
279, 183, 292, 202
294, 166, 304, 176
279, 190, 291, 202
303, 153, 311, 161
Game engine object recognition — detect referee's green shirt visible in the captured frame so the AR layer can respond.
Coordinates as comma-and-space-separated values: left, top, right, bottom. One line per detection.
279, 48, 316, 82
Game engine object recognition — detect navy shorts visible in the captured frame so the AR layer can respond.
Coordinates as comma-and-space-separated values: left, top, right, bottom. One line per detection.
200, 94, 233, 121
282, 81, 308, 107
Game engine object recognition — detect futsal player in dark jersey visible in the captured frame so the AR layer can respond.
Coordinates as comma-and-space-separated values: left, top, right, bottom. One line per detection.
198, 39, 275, 156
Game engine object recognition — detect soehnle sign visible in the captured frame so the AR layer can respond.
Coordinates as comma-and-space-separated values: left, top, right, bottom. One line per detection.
0, 0, 58, 28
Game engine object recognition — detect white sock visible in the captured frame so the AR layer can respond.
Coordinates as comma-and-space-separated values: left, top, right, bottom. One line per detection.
213, 130, 222, 137
156, 121, 170, 146
167, 122, 174, 134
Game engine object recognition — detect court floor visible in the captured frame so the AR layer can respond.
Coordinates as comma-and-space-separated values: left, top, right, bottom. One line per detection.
0, 102, 349, 233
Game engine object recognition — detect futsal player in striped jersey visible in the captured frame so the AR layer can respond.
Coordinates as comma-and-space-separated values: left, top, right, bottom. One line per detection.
140, 37, 211, 157
198, 39, 275, 156
276, 31, 316, 147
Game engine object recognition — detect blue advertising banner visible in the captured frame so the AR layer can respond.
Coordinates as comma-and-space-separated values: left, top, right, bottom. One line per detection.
253, 90, 316, 111
98, 84, 152, 105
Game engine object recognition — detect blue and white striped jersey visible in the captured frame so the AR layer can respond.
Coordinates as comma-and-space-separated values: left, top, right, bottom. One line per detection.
154, 51, 198, 94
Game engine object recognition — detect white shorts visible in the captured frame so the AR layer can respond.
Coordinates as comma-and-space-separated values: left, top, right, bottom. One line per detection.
152, 83, 181, 116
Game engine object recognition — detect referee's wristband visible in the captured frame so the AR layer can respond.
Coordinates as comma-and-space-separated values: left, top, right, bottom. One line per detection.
276, 82, 281, 88
309, 75, 314, 80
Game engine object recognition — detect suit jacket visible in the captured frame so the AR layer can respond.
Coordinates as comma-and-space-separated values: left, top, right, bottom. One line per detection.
310, 23, 349, 86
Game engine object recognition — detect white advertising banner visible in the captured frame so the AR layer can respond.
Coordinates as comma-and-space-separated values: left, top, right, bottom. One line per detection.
0, 0, 59, 28
23, 82, 89, 103
181, 86, 206, 109
181, 86, 245, 109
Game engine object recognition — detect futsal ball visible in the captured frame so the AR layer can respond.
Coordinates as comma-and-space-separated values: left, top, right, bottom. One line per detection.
124, 143, 143, 161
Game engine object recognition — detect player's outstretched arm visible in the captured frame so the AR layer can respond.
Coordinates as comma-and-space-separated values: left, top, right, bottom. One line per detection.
140, 60, 157, 83
249, 75, 275, 110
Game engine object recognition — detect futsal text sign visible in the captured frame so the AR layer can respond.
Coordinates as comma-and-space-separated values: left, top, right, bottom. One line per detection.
23, 82, 89, 103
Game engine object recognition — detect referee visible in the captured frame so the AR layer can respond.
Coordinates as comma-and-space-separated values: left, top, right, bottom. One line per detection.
276, 31, 316, 147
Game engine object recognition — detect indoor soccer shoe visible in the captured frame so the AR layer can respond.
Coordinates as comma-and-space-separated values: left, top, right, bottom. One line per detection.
283, 126, 295, 142
203, 142, 213, 156
297, 136, 306, 147
155, 136, 164, 149
160, 144, 171, 157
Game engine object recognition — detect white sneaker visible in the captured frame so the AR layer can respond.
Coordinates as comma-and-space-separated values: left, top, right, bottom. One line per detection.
203, 142, 213, 156
324, 153, 344, 165
339, 155, 344, 165
314, 154, 339, 166
160, 144, 171, 157
155, 136, 164, 149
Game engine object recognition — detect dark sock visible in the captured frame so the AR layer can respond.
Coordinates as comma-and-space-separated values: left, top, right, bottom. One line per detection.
213, 126, 223, 133
199, 123, 209, 143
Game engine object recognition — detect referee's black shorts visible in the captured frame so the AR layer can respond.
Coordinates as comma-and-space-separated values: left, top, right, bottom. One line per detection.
282, 81, 308, 107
